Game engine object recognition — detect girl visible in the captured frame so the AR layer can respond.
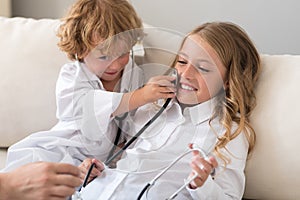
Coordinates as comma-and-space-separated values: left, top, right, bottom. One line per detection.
80, 21, 261, 199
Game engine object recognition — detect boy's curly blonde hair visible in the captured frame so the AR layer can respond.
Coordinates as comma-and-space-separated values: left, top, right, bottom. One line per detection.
57, 0, 143, 61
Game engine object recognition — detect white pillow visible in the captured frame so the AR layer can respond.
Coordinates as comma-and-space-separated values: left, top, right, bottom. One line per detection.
244, 54, 300, 199
0, 17, 68, 147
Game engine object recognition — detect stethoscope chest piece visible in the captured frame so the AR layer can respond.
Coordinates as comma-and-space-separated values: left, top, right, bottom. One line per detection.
71, 191, 83, 200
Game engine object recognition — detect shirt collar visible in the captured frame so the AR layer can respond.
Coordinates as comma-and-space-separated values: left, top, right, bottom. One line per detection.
77, 58, 141, 92
184, 97, 217, 125
80, 62, 99, 81
76, 62, 105, 89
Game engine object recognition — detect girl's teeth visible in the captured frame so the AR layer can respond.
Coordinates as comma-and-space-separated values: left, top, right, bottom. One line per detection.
181, 84, 194, 91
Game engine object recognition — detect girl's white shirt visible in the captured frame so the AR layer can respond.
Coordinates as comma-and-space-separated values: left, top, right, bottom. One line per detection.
81, 99, 249, 200
3, 58, 144, 172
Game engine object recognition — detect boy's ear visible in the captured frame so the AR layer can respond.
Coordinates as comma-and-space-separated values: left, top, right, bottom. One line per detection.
223, 80, 229, 90
77, 51, 89, 61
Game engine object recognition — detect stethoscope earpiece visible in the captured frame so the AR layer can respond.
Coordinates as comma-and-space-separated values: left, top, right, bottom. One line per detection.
75, 53, 79, 61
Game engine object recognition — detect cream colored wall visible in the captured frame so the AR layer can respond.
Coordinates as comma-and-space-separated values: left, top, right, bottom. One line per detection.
0, 0, 11, 17
12, 0, 74, 19
9, 0, 300, 54
130, 0, 300, 55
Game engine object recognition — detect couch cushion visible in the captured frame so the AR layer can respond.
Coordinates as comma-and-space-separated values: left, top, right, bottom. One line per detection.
244, 55, 300, 199
0, 17, 69, 147
136, 24, 184, 81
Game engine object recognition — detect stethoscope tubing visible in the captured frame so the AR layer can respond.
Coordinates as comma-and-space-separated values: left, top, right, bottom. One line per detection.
80, 98, 172, 190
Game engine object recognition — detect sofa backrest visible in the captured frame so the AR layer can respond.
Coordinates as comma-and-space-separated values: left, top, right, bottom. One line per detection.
0, 17, 68, 147
244, 54, 300, 199
0, 17, 300, 199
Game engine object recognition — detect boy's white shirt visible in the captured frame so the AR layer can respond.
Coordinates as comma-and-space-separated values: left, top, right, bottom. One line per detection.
2, 58, 144, 172
81, 99, 249, 200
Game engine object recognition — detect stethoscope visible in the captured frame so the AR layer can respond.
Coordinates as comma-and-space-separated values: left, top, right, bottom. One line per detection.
72, 61, 216, 199
72, 145, 215, 200
103, 66, 179, 165
72, 52, 180, 199
74, 51, 135, 167
137, 145, 215, 200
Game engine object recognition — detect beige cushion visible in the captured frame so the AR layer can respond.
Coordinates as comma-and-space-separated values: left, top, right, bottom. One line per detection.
136, 24, 183, 81
244, 55, 300, 199
0, 17, 68, 147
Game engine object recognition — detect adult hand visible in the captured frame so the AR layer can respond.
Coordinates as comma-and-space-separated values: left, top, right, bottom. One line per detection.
0, 162, 81, 200
78, 158, 104, 184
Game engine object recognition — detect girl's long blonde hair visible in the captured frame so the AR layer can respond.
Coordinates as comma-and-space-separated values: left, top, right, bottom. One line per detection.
176, 22, 261, 165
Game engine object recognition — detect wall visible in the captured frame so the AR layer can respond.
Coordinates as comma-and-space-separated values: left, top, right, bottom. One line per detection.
130, 0, 300, 55
12, 0, 75, 19
11, 0, 300, 55
0, 0, 11, 17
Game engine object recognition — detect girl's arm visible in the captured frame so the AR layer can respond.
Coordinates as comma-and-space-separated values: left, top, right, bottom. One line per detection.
187, 132, 249, 200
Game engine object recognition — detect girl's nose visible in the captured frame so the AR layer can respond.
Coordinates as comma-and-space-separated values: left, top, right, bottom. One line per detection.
180, 63, 196, 79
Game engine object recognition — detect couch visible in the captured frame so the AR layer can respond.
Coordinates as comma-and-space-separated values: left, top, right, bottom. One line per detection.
0, 16, 300, 200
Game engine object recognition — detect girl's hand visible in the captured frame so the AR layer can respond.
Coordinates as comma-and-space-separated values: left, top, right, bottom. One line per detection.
78, 158, 104, 184
188, 145, 218, 189
139, 75, 176, 103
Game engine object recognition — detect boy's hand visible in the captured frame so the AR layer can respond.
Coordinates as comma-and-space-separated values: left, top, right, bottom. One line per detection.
139, 75, 176, 103
79, 158, 104, 184
112, 75, 176, 117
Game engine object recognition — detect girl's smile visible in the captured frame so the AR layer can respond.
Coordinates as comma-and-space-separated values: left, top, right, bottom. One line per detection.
179, 82, 197, 92
175, 34, 227, 105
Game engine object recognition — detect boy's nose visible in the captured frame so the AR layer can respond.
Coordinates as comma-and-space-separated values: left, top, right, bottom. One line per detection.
109, 55, 129, 70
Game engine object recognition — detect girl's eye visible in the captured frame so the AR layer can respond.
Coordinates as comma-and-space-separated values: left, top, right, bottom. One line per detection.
196, 65, 210, 73
177, 60, 187, 65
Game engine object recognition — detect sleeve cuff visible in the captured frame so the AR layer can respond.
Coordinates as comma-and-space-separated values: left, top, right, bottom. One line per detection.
185, 176, 215, 199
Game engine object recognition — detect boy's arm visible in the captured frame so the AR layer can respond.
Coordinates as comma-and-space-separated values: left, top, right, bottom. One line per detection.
112, 75, 176, 116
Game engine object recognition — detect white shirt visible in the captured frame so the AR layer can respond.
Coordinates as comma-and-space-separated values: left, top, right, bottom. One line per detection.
81, 99, 249, 200
3, 59, 144, 172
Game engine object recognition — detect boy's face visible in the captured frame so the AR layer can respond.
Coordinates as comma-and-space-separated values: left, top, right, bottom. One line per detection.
175, 34, 228, 105
84, 50, 130, 82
